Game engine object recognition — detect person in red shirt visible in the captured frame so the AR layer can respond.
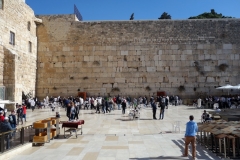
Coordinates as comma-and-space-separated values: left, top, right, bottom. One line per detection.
22, 104, 27, 122
0, 111, 5, 122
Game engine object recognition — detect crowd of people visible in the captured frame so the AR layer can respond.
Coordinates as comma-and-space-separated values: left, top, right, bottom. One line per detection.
41, 94, 181, 121
195, 95, 240, 109
0, 94, 182, 150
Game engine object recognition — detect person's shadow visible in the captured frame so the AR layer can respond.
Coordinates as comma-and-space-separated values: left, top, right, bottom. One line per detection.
130, 138, 222, 160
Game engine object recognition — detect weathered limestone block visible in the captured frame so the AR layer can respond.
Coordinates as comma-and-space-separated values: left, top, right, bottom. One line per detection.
53, 62, 62, 67
83, 56, 89, 62
121, 51, 128, 55
235, 54, 240, 60
206, 77, 215, 83
223, 44, 232, 50
222, 49, 232, 54
147, 67, 156, 72
115, 78, 125, 83
171, 45, 178, 50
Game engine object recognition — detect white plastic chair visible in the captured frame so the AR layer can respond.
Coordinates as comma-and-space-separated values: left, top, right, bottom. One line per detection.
213, 103, 219, 109
173, 121, 181, 133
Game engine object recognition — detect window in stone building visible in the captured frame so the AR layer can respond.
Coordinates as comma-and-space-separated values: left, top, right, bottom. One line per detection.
27, 21, 31, 31
0, 0, 3, 10
28, 41, 32, 52
9, 31, 15, 45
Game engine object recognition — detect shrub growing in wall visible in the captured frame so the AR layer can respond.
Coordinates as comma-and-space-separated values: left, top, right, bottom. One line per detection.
145, 86, 151, 91
111, 87, 120, 92
178, 85, 185, 92
218, 64, 228, 72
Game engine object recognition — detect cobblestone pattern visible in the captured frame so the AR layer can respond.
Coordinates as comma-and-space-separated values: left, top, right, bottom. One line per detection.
0, 0, 38, 102
37, 15, 240, 99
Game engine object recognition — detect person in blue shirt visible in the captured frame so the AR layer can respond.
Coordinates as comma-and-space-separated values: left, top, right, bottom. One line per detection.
183, 115, 198, 160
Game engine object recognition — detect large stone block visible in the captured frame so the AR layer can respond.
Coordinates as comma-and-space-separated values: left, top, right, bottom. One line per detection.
223, 44, 232, 50
147, 67, 156, 72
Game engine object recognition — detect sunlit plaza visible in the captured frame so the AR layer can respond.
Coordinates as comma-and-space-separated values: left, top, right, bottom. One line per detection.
2, 104, 222, 160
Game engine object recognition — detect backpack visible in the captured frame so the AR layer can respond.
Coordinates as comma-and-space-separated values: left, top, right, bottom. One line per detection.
9, 115, 14, 123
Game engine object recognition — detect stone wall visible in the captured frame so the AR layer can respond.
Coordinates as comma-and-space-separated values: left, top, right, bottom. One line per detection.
0, 0, 39, 102
36, 15, 240, 99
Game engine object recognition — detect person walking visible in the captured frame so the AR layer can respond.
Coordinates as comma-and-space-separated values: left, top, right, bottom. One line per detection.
159, 96, 166, 120
8, 111, 17, 129
0, 117, 13, 149
151, 101, 157, 119
96, 100, 100, 114
66, 103, 71, 121
105, 98, 110, 113
109, 97, 113, 111
22, 104, 27, 122
117, 96, 122, 110
30, 99, 35, 111
8, 111, 17, 137
70, 102, 76, 120
121, 99, 126, 114
0, 111, 4, 122
16, 105, 23, 125
182, 115, 198, 160
74, 102, 79, 120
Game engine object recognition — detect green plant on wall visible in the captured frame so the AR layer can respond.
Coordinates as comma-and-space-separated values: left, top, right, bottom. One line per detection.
83, 77, 89, 80
111, 87, 120, 92
124, 55, 127, 61
194, 61, 205, 75
218, 63, 228, 72
194, 61, 200, 71
178, 85, 185, 92
145, 86, 151, 91
93, 61, 100, 66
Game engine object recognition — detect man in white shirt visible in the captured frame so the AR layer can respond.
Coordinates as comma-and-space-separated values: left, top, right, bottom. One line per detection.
30, 99, 36, 111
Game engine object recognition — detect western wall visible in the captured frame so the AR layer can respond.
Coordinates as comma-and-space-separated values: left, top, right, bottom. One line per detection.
0, 0, 40, 103
36, 15, 240, 101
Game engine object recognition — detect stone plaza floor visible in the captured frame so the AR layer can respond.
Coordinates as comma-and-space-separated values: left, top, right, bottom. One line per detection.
8, 104, 222, 160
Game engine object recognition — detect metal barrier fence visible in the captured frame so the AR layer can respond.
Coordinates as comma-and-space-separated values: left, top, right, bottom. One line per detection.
0, 125, 35, 153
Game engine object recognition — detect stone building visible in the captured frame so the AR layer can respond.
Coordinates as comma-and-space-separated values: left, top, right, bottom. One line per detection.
0, 0, 41, 103
36, 15, 240, 100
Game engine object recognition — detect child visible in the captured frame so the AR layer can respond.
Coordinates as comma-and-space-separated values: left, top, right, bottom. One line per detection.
56, 112, 60, 118
54, 112, 60, 127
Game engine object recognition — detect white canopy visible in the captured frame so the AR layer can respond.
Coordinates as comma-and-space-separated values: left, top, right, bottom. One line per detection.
230, 84, 240, 89
216, 84, 234, 90
216, 85, 234, 95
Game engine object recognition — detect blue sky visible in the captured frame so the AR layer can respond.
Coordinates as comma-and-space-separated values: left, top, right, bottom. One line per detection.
26, 0, 240, 20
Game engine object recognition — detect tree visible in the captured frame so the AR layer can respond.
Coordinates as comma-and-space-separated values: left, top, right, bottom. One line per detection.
130, 13, 134, 20
158, 12, 171, 19
188, 9, 233, 19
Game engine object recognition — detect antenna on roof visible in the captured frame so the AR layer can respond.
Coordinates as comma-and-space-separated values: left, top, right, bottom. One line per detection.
74, 4, 83, 21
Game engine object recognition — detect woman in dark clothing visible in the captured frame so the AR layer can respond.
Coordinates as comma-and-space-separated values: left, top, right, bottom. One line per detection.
121, 100, 127, 114
66, 102, 71, 121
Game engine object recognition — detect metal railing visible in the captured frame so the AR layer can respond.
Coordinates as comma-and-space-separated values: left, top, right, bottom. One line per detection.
0, 125, 34, 153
